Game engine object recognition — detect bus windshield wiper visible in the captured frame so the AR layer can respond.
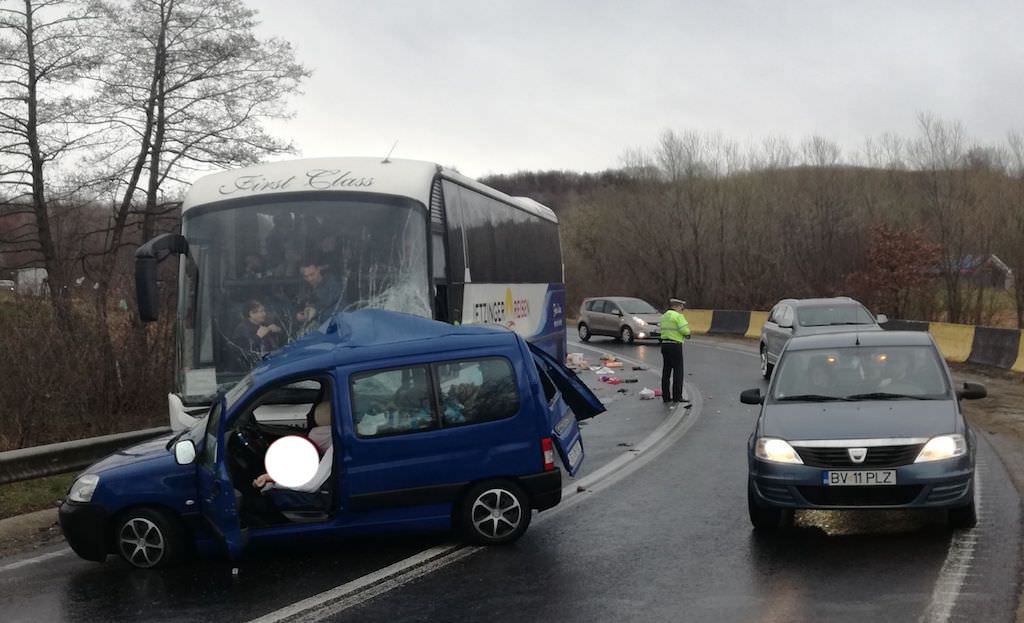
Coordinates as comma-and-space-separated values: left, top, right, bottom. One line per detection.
845, 392, 930, 401
776, 394, 851, 402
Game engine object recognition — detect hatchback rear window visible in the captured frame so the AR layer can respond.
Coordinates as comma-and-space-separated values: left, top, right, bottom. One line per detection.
797, 305, 874, 327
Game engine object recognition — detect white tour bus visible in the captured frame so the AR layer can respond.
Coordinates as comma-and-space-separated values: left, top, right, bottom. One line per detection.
136, 158, 567, 431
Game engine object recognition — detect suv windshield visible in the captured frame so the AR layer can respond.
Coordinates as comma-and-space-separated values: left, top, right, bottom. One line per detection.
771, 345, 950, 402
797, 305, 875, 327
620, 299, 658, 314
177, 193, 430, 404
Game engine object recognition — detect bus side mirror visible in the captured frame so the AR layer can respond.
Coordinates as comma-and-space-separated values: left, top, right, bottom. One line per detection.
135, 234, 189, 322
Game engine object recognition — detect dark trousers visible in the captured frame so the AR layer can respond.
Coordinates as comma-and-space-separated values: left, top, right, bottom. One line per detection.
661, 341, 684, 402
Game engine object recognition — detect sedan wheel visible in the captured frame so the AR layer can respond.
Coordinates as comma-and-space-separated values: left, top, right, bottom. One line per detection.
115, 508, 184, 569
460, 481, 531, 545
578, 322, 591, 342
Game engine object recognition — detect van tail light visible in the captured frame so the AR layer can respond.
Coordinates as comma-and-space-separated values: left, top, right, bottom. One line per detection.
542, 437, 556, 471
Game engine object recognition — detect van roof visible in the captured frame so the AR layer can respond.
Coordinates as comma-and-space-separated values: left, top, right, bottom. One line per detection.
251, 309, 521, 384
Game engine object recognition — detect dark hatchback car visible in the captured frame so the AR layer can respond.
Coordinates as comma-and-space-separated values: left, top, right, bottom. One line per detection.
741, 331, 986, 532
759, 297, 887, 379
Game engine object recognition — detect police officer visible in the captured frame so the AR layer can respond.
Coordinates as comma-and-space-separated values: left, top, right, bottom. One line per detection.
659, 298, 691, 405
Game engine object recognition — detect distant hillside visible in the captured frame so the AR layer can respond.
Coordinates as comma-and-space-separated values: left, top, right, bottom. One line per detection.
479, 169, 637, 214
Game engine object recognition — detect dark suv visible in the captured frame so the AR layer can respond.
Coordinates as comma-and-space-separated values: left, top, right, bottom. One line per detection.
578, 297, 662, 344
760, 297, 887, 378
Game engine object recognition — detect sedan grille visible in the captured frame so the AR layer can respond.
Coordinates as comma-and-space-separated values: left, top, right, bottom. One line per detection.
795, 444, 925, 468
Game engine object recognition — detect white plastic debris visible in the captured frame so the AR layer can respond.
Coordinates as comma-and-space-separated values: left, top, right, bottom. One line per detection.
638, 387, 656, 400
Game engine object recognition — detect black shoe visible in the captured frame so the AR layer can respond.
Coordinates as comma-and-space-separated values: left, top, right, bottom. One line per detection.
662, 399, 672, 404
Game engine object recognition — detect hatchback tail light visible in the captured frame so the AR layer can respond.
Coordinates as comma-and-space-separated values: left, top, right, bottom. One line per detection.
541, 437, 555, 471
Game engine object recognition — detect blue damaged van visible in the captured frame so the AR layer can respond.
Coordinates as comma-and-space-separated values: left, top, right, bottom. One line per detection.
59, 310, 604, 568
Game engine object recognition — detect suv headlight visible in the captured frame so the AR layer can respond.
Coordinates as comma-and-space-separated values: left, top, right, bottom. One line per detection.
755, 438, 803, 464
68, 474, 100, 503
915, 434, 967, 463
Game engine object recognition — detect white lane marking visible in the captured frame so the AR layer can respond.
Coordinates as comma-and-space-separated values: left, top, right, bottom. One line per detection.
918, 470, 983, 623
249, 358, 703, 623
247, 544, 479, 623
0, 547, 72, 573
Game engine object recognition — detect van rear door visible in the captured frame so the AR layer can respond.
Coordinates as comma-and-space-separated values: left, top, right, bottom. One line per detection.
529, 343, 606, 476
529, 343, 605, 421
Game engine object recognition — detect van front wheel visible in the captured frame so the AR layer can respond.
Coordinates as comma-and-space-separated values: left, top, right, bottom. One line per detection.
113, 507, 185, 569
459, 480, 532, 545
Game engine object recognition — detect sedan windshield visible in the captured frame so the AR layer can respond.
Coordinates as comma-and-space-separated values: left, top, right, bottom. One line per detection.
620, 299, 658, 314
771, 345, 950, 402
797, 305, 875, 327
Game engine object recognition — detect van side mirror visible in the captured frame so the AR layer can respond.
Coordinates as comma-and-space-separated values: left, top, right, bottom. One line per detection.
174, 439, 197, 465
740, 388, 764, 405
956, 382, 987, 400
777, 318, 793, 329
135, 233, 189, 322
876, 313, 889, 324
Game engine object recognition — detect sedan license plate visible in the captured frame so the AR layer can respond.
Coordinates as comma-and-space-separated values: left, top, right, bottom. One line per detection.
567, 440, 583, 468
823, 470, 896, 486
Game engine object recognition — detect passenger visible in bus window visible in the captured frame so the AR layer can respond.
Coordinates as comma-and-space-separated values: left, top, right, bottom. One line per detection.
241, 253, 267, 280
264, 213, 295, 269
229, 300, 284, 368
271, 242, 302, 278
296, 261, 344, 329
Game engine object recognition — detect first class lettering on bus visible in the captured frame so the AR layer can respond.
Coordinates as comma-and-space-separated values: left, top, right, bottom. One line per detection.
218, 169, 375, 195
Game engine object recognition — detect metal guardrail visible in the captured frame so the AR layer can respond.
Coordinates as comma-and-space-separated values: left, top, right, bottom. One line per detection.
0, 427, 171, 486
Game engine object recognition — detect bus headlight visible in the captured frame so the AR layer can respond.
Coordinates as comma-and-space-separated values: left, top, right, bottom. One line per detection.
915, 435, 966, 463
68, 474, 100, 503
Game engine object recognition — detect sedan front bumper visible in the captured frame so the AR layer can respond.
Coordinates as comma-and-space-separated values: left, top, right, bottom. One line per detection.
749, 455, 974, 510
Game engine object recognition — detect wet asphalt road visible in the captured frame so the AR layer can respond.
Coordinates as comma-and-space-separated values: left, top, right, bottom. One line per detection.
1, 337, 1020, 622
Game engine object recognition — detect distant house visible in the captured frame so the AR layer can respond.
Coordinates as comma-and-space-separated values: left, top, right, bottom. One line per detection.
927, 254, 1014, 289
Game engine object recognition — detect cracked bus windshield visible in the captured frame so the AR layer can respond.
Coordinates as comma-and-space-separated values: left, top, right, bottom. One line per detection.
177, 194, 430, 403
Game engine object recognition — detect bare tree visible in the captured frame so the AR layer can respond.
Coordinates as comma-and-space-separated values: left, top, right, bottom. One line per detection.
0, 0, 101, 326
80, 0, 309, 310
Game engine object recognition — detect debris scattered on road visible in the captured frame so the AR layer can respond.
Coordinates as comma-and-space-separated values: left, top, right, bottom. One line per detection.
639, 387, 656, 399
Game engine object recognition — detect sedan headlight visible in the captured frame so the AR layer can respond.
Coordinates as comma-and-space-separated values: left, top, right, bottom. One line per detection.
632, 316, 647, 326
68, 474, 100, 503
755, 438, 804, 464
914, 434, 967, 463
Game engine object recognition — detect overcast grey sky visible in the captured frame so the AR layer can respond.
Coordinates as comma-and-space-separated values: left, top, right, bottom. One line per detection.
247, 0, 1024, 178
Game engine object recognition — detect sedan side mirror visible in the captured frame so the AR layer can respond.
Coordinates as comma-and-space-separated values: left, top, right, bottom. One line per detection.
956, 382, 987, 400
740, 388, 764, 405
174, 439, 197, 465
876, 313, 889, 324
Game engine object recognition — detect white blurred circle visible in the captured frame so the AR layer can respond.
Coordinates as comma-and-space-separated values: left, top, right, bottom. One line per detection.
264, 436, 319, 488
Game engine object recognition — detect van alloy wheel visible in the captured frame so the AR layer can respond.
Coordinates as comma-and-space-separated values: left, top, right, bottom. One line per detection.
461, 481, 531, 545
114, 507, 184, 569
118, 517, 166, 568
